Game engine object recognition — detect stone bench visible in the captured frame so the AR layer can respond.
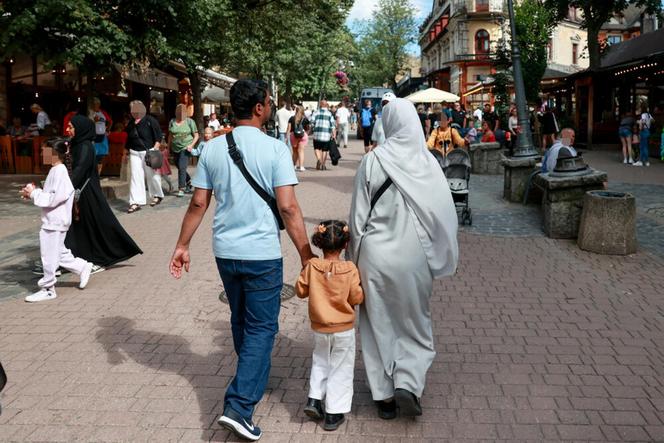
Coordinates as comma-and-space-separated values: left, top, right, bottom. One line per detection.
532, 169, 607, 239
577, 191, 637, 255
469, 142, 502, 175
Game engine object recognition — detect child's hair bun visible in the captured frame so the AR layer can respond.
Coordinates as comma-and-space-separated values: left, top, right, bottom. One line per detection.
45, 137, 70, 155
312, 220, 350, 252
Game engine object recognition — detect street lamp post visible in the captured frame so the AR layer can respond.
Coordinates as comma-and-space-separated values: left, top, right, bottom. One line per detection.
507, 0, 537, 157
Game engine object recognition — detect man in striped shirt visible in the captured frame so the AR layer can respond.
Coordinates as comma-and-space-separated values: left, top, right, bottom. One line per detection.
312, 100, 336, 170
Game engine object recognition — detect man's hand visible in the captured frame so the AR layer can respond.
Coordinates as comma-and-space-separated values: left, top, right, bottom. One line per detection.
275, 185, 316, 269
169, 245, 190, 279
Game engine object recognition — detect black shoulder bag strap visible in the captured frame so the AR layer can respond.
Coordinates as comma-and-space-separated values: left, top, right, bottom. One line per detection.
226, 132, 285, 230
363, 176, 393, 230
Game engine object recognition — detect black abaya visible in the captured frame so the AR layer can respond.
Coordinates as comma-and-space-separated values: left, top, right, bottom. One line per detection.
65, 115, 142, 267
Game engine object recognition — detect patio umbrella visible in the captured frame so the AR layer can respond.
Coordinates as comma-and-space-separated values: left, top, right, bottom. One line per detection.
406, 87, 460, 103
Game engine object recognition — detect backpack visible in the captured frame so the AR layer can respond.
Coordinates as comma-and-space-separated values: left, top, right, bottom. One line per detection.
293, 118, 305, 138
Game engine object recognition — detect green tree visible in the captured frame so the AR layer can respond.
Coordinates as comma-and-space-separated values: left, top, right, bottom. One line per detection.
355, 0, 417, 90
544, 0, 663, 69
514, 0, 557, 103
222, 0, 354, 102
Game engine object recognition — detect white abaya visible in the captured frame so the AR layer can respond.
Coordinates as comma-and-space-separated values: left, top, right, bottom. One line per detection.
349, 98, 459, 401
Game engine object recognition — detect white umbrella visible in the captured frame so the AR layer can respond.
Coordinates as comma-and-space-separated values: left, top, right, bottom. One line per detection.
406, 87, 460, 103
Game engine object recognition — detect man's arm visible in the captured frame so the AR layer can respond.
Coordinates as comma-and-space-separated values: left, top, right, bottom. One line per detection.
275, 185, 315, 268
169, 188, 213, 278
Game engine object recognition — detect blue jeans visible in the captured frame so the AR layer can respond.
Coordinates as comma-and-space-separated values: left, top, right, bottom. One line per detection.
639, 129, 650, 163
215, 257, 283, 420
173, 150, 191, 189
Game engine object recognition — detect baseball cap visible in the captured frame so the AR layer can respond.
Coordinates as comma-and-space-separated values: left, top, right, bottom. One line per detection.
382, 92, 396, 102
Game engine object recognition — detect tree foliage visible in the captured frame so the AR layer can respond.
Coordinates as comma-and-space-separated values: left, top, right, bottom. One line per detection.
353, 0, 417, 90
0, 0, 355, 108
514, 0, 557, 103
222, 0, 354, 101
544, 0, 663, 69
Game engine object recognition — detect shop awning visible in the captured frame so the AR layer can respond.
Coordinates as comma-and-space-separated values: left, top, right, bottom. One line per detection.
202, 86, 229, 103
119, 66, 179, 91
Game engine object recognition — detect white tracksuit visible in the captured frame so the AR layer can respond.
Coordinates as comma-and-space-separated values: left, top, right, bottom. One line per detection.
30, 164, 88, 289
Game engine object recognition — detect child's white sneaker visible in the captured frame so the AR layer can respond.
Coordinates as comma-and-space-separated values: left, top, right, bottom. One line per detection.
79, 262, 93, 289
25, 288, 57, 303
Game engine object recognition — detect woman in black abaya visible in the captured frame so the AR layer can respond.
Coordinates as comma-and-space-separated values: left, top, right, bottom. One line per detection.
65, 115, 142, 269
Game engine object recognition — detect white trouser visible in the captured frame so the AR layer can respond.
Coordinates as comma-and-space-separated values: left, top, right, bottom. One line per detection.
38, 229, 88, 289
309, 329, 356, 414
337, 122, 349, 147
129, 149, 163, 205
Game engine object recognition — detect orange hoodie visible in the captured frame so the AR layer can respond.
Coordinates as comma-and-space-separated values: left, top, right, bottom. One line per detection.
295, 258, 364, 333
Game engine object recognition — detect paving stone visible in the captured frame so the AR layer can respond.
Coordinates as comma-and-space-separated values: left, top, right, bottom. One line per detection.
1, 142, 664, 441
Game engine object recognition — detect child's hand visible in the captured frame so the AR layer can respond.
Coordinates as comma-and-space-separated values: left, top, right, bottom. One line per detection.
20, 183, 36, 199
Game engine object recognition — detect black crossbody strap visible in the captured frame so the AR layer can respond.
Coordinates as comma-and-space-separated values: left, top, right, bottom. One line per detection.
370, 177, 393, 212
226, 132, 285, 230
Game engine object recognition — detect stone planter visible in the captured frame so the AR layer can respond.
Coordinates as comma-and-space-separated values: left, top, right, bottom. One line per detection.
577, 191, 637, 255
532, 169, 607, 239
469, 142, 503, 174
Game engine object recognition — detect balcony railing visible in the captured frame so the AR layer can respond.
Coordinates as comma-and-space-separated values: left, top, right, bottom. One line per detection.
452, 0, 505, 15
454, 52, 497, 62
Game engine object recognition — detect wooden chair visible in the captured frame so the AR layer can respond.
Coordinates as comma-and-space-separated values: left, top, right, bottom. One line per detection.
0, 135, 14, 173
13, 138, 33, 174
102, 142, 126, 176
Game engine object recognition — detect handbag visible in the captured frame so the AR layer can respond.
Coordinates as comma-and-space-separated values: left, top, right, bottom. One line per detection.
329, 138, 341, 165
226, 132, 285, 230
72, 177, 91, 222
144, 148, 164, 169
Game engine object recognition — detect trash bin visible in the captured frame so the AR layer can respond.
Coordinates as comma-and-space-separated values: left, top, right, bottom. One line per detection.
577, 191, 637, 255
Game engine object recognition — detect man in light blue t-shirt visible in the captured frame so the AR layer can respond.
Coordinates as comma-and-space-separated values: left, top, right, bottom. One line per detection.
169, 79, 314, 441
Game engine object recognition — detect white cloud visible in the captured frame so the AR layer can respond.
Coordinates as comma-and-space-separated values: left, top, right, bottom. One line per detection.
347, 0, 380, 23
346, 0, 432, 25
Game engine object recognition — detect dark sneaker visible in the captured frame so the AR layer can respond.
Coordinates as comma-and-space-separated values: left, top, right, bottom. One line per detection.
375, 399, 397, 420
303, 397, 324, 420
394, 388, 422, 416
218, 408, 262, 441
323, 413, 345, 431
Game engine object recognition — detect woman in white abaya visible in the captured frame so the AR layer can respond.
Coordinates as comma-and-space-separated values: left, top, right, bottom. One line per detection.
349, 98, 459, 419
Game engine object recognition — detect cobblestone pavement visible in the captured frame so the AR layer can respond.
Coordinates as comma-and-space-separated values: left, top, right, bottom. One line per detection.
1, 141, 664, 442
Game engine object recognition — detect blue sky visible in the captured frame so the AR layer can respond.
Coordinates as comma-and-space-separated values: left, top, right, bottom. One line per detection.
346, 0, 433, 54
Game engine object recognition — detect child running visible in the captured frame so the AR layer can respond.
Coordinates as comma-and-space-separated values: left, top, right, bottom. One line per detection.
295, 220, 364, 431
20, 138, 93, 302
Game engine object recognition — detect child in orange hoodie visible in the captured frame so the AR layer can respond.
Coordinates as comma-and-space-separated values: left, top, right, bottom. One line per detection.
296, 219, 364, 431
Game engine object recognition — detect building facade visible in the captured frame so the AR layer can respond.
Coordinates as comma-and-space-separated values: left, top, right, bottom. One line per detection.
419, 0, 507, 110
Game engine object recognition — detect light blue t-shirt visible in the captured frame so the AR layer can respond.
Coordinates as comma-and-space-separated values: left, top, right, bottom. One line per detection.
192, 126, 298, 260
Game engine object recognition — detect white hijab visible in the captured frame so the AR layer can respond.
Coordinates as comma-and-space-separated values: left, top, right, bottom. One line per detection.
374, 98, 459, 278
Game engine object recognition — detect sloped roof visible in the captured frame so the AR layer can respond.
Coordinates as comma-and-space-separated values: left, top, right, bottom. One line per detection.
600, 27, 664, 68
602, 4, 643, 31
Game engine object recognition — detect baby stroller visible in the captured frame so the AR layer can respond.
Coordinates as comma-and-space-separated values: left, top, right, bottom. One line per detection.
430, 148, 472, 225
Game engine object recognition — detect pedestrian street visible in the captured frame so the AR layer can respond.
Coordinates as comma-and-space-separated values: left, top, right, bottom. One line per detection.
1, 138, 664, 442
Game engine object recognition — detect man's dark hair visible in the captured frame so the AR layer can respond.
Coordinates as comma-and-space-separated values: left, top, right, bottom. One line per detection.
230, 79, 269, 120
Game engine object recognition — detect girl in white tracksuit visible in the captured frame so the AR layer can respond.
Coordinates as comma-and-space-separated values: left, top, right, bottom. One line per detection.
21, 138, 93, 303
